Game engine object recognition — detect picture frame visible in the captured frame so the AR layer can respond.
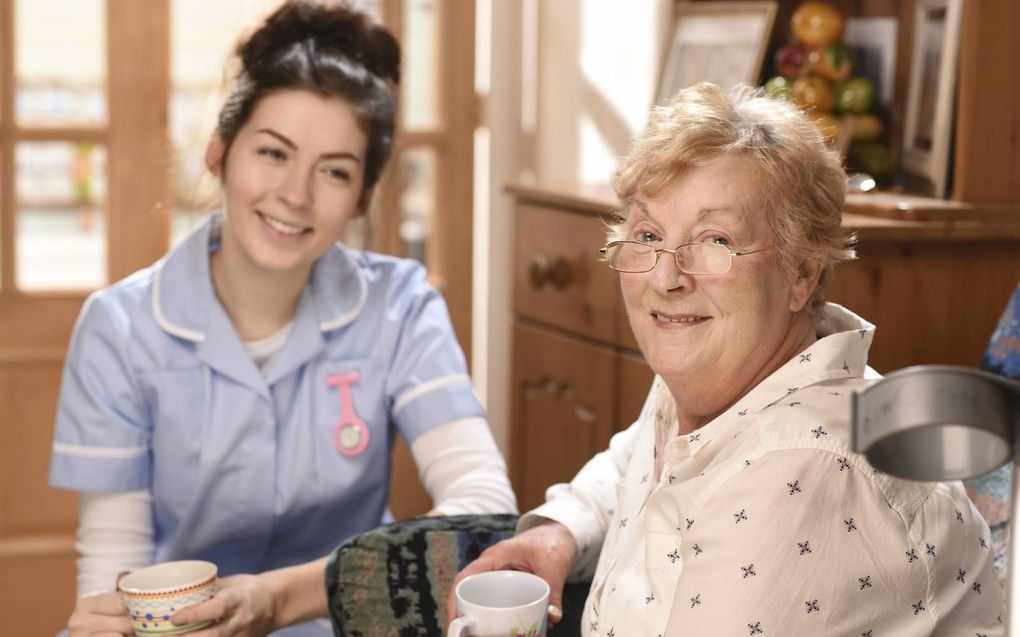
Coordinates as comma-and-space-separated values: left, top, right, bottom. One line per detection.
902, 0, 964, 199
657, 1, 777, 104
844, 16, 898, 105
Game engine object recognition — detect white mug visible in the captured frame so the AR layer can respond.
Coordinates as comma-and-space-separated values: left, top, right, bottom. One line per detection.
448, 570, 550, 637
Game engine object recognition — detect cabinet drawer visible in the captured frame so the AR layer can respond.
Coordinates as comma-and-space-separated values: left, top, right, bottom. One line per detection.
511, 321, 616, 512
617, 351, 655, 432
514, 204, 621, 343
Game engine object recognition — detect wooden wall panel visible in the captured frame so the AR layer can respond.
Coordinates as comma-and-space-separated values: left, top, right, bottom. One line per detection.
0, 361, 77, 535
827, 240, 1020, 373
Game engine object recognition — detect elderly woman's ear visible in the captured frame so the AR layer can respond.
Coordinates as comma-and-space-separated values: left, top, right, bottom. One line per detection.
788, 257, 823, 313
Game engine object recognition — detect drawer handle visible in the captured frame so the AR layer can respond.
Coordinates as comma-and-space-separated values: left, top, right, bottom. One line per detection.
523, 377, 597, 424
529, 256, 572, 289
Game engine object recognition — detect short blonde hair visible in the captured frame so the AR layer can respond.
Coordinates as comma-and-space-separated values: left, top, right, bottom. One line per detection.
612, 82, 855, 317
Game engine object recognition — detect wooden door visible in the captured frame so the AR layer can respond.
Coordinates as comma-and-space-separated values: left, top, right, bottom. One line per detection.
0, 1, 172, 633
511, 321, 616, 512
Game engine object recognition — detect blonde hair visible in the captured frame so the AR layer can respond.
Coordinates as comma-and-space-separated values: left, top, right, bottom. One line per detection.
612, 82, 855, 317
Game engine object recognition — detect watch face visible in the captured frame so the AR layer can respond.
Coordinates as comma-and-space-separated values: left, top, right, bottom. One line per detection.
335, 420, 370, 456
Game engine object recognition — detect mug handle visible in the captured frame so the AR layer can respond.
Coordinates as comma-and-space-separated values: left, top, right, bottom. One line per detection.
448, 616, 476, 637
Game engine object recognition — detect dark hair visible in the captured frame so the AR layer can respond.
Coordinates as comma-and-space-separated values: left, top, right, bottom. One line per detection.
217, 0, 400, 192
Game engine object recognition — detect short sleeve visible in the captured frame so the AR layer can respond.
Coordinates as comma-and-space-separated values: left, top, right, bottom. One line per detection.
384, 266, 483, 442
49, 292, 151, 492
664, 448, 983, 636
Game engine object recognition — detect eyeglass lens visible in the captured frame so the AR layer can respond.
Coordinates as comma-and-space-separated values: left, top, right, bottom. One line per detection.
612, 242, 731, 274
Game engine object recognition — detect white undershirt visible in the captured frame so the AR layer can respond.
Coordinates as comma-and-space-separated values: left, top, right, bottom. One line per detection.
244, 321, 294, 373
77, 323, 516, 594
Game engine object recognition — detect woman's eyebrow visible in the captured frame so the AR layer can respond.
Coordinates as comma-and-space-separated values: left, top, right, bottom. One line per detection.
256, 128, 361, 163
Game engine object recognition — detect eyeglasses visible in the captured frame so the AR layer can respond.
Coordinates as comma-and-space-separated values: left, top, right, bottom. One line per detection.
599, 240, 772, 275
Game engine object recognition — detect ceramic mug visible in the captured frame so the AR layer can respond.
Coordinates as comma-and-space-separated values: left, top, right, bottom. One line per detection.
118, 560, 219, 636
449, 570, 550, 637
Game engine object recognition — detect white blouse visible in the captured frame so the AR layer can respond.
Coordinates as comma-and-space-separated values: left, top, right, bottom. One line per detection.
522, 304, 1004, 636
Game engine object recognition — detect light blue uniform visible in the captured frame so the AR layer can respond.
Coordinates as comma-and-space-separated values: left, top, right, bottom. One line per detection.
49, 214, 483, 635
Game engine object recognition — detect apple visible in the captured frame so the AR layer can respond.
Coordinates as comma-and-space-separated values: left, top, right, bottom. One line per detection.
791, 2, 845, 47
835, 77, 876, 115
774, 42, 808, 79
763, 76, 793, 100
850, 141, 895, 178
808, 112, 841, 143
807, 43, 852, 83
849, 114, 883, 141
792, 76, 835, 113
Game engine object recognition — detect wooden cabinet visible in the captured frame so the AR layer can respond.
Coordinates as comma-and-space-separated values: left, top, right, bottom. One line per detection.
512, 323, 616, 512
508, 183, 1020, 510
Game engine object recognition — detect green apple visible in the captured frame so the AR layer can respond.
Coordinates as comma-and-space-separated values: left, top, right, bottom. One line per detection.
763, 76, 793, 100
850, 141, 894, 178
836, 77, 876, 115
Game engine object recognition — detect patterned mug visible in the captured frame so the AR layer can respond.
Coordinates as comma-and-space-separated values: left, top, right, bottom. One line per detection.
118, 560, 219, 636
449, 570, 550, 637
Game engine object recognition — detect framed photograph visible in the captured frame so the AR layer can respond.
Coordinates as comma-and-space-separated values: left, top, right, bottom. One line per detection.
844, 16, 898, 104
902, 0, 964, 198
657, 2, 777, 104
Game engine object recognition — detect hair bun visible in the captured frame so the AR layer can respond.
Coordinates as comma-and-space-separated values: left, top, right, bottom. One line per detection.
238, 0, 400, 85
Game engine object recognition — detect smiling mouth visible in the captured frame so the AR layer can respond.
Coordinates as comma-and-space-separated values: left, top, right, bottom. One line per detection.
651, 312, 710, 326
257, 211, 310, 236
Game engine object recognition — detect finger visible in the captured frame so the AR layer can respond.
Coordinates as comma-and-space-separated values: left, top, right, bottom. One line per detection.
546, 581, 567, 624
547, 603, 564, 625
68, 618, 133, 636
67, 609, 133, 636
79, 590, 129, 616
171, 594, 229, 626
175, 621, 224, 637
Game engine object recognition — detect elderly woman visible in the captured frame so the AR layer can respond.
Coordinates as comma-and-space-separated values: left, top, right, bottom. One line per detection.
451, 83, 1003, 635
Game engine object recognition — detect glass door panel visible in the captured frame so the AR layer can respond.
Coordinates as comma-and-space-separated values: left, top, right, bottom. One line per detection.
14, 0, 106, 127
398, 147, 435, 263
169, 0, 281, 245
401, 0, 438, 128
15, 142, 107, 290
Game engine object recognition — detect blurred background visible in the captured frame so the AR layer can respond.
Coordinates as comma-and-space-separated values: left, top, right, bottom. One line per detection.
0, 1, 1016, 633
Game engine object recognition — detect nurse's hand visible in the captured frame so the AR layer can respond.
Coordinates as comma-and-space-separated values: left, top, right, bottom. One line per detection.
67, 590, 133, 636
445, 519, 577, 631
170, 574, 276, 637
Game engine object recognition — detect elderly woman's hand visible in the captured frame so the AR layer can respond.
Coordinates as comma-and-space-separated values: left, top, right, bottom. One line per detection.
446, 519, 578, 630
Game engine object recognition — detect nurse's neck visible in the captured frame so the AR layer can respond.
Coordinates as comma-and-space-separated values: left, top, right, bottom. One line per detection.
210, 240, 307, 342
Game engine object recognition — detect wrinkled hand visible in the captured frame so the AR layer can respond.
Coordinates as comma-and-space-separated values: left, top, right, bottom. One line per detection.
170, 574, 276, 637
446, 520, 577, 631
67, 590, 133, 636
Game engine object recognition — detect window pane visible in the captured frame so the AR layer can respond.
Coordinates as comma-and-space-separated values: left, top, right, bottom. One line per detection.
399, 148, 436, 263
353, 0, 381, 20
170, 0, 282, 245
16, 143, 107, 290
15, 0, 106, 127
401, 0, 439, 128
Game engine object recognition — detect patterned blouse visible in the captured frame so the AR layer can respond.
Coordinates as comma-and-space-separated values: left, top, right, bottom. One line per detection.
522, 303, 1004, 636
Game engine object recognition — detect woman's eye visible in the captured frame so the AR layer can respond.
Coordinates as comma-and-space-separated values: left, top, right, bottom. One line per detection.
704, 234, 731, 246
322, 166, 351, 182
258, 147, 286, 161
632, 229, 660, 243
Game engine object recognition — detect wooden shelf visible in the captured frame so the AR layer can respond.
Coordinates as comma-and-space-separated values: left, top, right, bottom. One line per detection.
506, 181, 1020, 241
844, 192, 1020, 223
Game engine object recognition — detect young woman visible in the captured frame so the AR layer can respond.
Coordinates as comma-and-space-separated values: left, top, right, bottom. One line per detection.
51, 2, 515, 635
